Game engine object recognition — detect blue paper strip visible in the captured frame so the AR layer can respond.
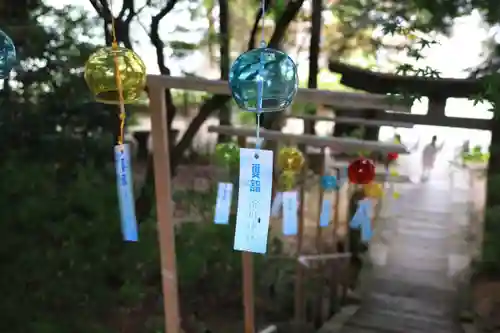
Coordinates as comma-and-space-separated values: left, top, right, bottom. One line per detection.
214, 182, 233, 224
114, 144, 139, 242
282, 191, 298, 235
234, 148, 273, 254
319, 198, 332, 227
349, 199, 372, 242
361, 214, 373, 242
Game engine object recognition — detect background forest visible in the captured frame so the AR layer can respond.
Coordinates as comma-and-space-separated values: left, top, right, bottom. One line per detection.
3, 0, 500, 332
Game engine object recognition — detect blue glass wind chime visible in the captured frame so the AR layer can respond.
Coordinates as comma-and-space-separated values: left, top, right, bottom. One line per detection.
0, 29, 17, 79
213, 0, 300, 254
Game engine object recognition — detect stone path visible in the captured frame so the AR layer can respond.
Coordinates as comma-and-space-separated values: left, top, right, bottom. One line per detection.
322, 169, 473, 333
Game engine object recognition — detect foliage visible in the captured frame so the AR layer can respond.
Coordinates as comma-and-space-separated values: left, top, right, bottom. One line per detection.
0, 156, 295, 333
0, 159, 160, 333
11, 1, 500, 333
462, 145, 490, 163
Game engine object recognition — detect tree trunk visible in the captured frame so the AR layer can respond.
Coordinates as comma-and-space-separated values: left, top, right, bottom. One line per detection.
482, 106, 500, 272
217, 0, 231, 143
305, 0, 322, 136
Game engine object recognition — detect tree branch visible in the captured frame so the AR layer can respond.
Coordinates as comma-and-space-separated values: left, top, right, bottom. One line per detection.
150, 0, 178, 74
89, 0, 134, 48
149, 0, 179, 130
247, 9, 262, 50
136, 0, 304, 223
173, 0, 305, 164
268, 0, 304, 48
88, 0, 104, 16
247, 0, 270, 50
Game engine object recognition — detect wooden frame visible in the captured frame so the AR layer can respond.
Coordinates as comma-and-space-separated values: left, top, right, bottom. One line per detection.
286, 114, 415, 128
146, 75, 411, 333
149, 86, 182, 333
207, 125, 409, 154
146, 75, 411, 112
206, 125, 407, 332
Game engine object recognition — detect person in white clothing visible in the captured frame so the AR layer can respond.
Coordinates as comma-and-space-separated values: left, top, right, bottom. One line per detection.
421, 135, 444, 181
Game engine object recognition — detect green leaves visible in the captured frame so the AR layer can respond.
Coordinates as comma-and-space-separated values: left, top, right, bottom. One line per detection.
170, 40, 200, 59
0, 160, 159, 332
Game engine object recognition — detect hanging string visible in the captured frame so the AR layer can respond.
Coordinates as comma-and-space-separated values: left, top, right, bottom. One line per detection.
259, 0, 266, 46
255, 0, 267, 151
109, 0, 126, 148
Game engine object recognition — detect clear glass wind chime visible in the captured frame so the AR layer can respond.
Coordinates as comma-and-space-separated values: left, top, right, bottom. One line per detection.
84, 0, 147, 242
214, 0, 303, 253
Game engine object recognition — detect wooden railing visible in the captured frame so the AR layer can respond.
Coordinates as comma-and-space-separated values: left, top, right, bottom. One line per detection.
145, 75, 410, 333
285, 114, 415, 128
207, 126, 406, 332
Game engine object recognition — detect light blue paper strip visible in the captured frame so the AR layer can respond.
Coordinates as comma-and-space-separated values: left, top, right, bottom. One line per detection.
270, 192, 283, 217
361, 211, 373, 242
319, 198, 332, 227
282, 191, 298, 235
349, 199, 372, 242
114, 144, 139, 242
349, 198, 369, 229
234, 148, 273, 254
214, 182, 233, 224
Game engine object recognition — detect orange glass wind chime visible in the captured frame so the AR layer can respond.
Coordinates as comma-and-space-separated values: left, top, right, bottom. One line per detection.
84, 0, 147, 241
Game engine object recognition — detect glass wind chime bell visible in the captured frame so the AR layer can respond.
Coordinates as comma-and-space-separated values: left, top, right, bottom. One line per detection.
278, 147, 305, 190
84, 46, 147, 104
348, 157, 376, 185
229, 42, 298, 112
0, 29, 16, 79
227, 0, 301, 253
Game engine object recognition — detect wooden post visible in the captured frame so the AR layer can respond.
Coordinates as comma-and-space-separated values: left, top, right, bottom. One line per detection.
294, 167, 307, 330
243, 252, 255, 333
330, 166, 341, 314
332, 167, 341, 247
149, 86, 181, 333
238, 139, 256, 333
315, 148, 326, 253
313, 148, 326, 327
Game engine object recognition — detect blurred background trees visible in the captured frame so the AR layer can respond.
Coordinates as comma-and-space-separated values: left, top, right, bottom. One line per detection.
2, 0, 500, 332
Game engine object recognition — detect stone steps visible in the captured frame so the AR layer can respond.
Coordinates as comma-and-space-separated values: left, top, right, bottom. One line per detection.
319, 183, 471, 333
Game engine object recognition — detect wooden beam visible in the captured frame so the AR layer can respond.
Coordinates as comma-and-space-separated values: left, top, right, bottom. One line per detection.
149, 85, 181, 333
287, 114, 414, 128
377, 112, 491, 130
207, 125, 409, 153
328, 61, 483, 98
146, 75, 411, 112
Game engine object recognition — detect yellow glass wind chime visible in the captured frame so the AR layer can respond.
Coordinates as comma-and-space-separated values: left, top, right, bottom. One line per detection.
213, 0, 303, 253
84, 0, 147, 241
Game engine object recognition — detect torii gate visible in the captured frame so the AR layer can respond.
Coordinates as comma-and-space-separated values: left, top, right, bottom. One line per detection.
327, 61, 491, 131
